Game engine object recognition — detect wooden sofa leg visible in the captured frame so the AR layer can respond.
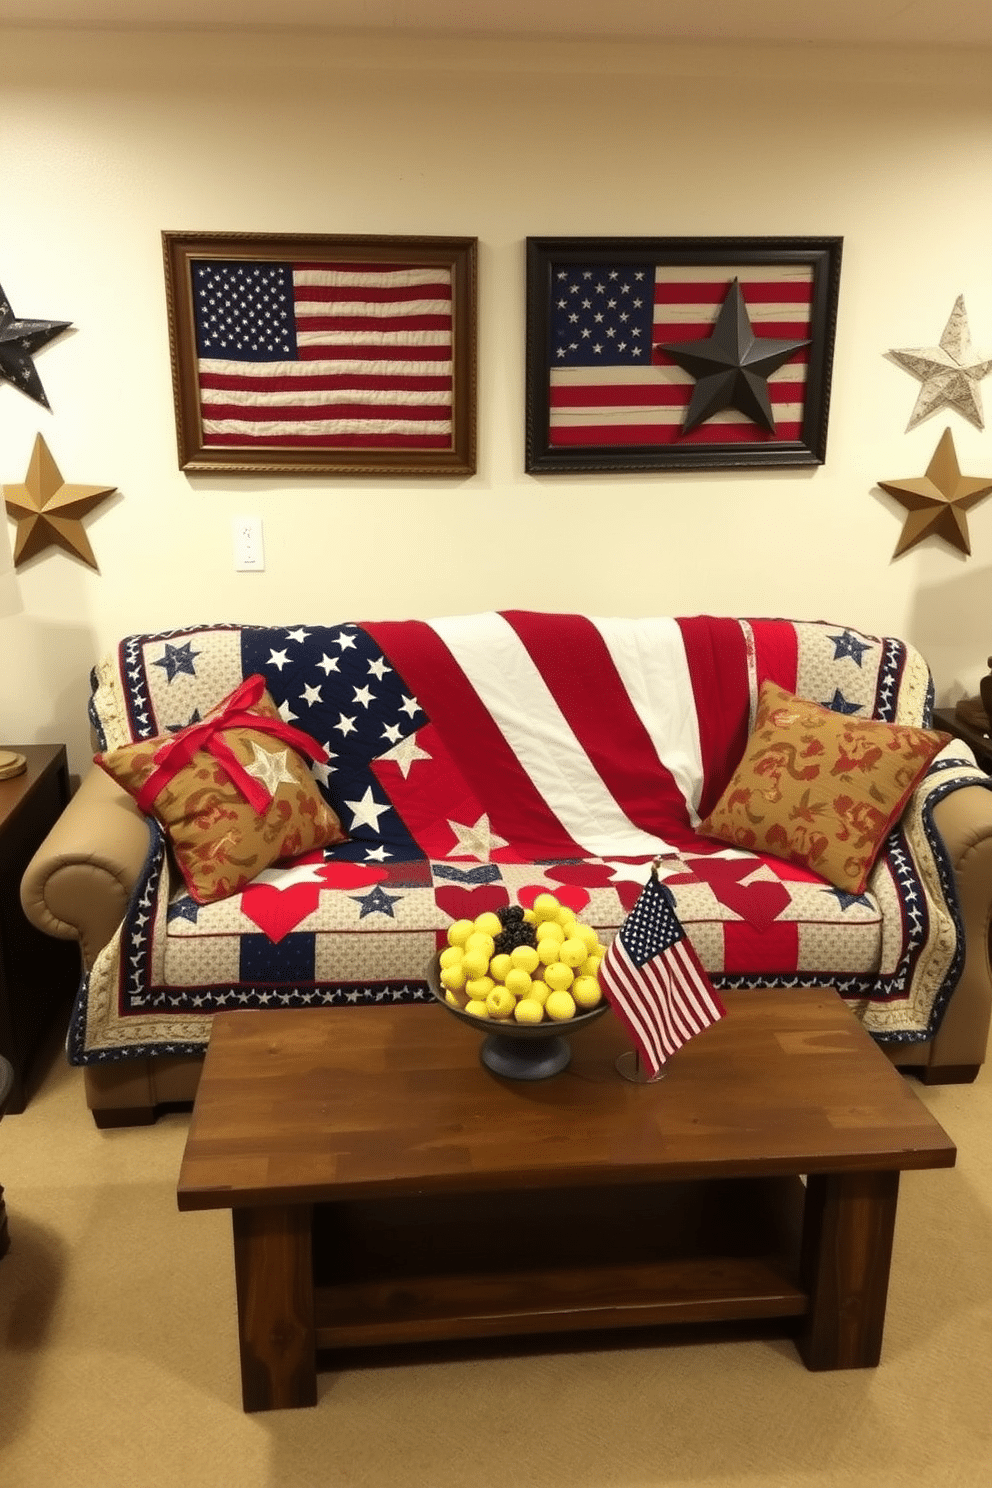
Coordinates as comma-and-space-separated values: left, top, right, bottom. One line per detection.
91, 1106, 159, 1129
918, 1063, 981, 1086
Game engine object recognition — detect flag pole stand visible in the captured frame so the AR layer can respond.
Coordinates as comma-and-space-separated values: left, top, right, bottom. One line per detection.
615, 1049, 665, 1084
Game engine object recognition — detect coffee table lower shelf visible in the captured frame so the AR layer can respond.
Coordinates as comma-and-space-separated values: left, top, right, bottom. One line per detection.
232, 1169, 899, 1410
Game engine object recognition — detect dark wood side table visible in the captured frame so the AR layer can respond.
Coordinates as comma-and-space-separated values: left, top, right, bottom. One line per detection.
0, 1053, 13, 1255
0, 744, 81, 1112
933, 708, 992, 773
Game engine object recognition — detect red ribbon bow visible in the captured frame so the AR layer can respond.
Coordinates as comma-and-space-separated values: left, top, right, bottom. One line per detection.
135, 674, 328, 816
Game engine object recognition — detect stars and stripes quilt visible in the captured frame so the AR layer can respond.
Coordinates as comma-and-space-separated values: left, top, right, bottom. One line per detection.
72, 613, 986, 1064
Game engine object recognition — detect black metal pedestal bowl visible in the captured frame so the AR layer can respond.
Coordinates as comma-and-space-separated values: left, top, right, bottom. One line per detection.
426, 955, 608, 1081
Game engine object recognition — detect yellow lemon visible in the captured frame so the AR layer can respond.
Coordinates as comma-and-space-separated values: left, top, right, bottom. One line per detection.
526, 979, 550, 1006
523, 908, 537, 924
537, 938, 563, 966
464, 999, 490, 1019
575, 923, 600, 951
440, 964, 467, 992
556, 908, 577, 930
466, 975, 495, 1002
578, 954, 603, 979
447, 918, 475, 947
532, 893, 562, 922
489, 952, 513, 983
486, 986, 516, 1020
535, 920, 565, 944
510, 944, 540, 974
504, 967, 533, 999
461, 947, 491, 980
465, 932, 495, 959
558, 937, 587, 968
572, 975, 602, 1010
544, 961, 574, 992
545, 990, 577, 1021
439, 945, 464, 969
473, 911, 503, 938
514, 998, 546, 1025
445, 987, 469, 1009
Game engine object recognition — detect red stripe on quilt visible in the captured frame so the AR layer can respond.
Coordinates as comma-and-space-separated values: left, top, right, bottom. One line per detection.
677, 617, 751, 819
502, 610, 697, 845
679, 617, 801, 818
749, 618, 800, 696
364, 618, 586, 859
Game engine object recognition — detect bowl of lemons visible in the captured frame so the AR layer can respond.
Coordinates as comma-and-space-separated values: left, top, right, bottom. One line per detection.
427, 893, 610, 1080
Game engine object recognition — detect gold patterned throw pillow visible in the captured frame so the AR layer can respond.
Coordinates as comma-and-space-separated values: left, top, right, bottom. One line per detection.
95, 674, 347, 903
696, 681, 951, 893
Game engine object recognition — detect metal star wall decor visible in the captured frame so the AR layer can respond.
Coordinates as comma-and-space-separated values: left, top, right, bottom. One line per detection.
3, 433, 116, 569
888, 295, 992, 431
0, 280, 72, 409
656, 277, 810, 436
877, 427, 992, 556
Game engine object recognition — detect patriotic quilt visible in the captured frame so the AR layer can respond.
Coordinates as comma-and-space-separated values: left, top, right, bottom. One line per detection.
71, 613, 988, 1064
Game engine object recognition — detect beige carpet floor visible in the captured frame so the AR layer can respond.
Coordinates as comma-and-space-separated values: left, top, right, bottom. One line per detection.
2, 1028, 991, 1488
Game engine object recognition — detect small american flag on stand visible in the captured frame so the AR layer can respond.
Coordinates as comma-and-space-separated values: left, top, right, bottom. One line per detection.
599, 862, 726, 1079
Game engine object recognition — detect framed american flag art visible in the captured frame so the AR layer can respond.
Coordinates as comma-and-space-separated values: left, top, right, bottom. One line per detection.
525, 235, 842, 474
162, 231, 477, 475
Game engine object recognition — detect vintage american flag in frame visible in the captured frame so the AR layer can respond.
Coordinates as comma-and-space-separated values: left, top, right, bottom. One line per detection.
526, 236, 842, 474
162, 231, 477, 475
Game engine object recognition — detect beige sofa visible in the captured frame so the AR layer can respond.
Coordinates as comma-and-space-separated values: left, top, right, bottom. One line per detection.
19, 615, 992, 1125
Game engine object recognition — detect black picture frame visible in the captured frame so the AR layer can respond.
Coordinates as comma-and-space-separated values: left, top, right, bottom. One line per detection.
163, 231, 477, 476
525, 235, 842, 474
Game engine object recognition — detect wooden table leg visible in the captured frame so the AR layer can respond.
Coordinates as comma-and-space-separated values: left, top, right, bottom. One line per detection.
797, 1169, 899, 1370
232, 1204, 316, 1411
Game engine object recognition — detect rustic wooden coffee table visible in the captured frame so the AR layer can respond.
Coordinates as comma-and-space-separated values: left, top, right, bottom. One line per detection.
177, 988, 956, 1412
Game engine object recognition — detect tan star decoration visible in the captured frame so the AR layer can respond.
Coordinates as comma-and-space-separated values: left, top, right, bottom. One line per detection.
3, 432, 116, 569
243, 742, 298, 798
888, 295, 992, 431
377, 731, 432, 779
877, 427, 992, 556
447, 813, 509, 860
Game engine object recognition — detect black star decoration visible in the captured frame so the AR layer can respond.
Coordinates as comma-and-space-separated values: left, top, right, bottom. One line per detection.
0, 280, 72, 409
657, 278, 810, 437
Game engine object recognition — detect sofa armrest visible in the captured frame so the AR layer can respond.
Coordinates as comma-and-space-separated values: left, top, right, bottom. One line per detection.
927, 781, 992, 1070
20, 765, 152, 970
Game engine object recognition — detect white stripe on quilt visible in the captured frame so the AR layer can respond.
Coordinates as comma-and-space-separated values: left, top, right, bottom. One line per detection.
589, 615, 706, 826
428, 611, 677, 858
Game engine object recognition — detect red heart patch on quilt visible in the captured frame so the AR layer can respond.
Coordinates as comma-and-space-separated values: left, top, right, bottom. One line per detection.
546, 862, 620, 889
240, 858, 388, 942
615, 880, 645, 913
517, 882, 591, 914
434, 885, 510, 923
689, 859, 790, 930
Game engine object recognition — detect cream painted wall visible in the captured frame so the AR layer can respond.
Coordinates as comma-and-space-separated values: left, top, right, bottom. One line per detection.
1, 27, 991, 776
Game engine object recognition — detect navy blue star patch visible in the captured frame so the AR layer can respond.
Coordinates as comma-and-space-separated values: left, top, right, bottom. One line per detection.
350, 885, 403, 919
826, 886, 874, 910
167, 709, 202, 733
828, 630, 873, 666
825, 690, 863, 715
154, 642, 201, 683
167, 896, 201, 925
